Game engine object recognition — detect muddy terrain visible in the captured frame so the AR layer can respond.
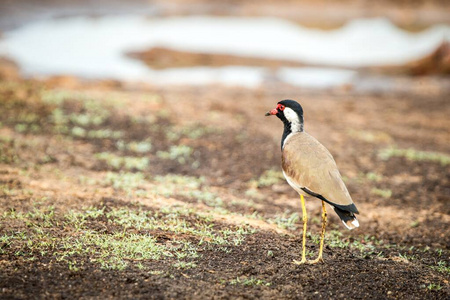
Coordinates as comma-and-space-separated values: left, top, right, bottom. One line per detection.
0, 68, 448, 299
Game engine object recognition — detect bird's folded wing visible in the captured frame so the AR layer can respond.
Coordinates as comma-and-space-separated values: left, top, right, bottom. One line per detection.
282, 132, 355, 207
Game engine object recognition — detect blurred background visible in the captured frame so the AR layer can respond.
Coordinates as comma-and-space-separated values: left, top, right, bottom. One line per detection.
0, 0, 448, 90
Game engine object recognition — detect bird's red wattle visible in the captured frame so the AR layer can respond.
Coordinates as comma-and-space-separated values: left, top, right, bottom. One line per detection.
269, 108, 278, 115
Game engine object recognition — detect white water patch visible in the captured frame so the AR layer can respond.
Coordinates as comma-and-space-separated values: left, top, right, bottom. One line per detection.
0, 15, 448, 87
146, 66, 267, 87
143, 17, 449, 67
278, 67, 357, 88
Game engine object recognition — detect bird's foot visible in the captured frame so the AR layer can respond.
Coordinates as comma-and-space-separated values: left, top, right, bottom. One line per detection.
292, 258, 307, 265
308, 256, 324, 264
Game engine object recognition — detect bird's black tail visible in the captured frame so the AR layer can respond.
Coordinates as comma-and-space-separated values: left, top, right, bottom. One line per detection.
300, 187, 360, 230
333, 206, 359, 230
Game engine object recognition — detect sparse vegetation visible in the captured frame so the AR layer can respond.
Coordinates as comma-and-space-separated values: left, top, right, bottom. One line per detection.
430, 261, 450, 275
379, 147, 450, 166
269, 211, 299, 230
427, 283, 443, 291
157, 145, 194, 164
166, 124, 219, 141
371, 187, 392, 199
102, 172, 146, 191
116, 139, 152, 153
365, 172, 383, 182
251, 169, 284, 188
1, 203, 257, 271
152, 174, 225, 208
173, 261, 198, 269
229, 276, 271, 286
0, 73, 448, 299
87, 129, 124, 139
96, 152, 149, 171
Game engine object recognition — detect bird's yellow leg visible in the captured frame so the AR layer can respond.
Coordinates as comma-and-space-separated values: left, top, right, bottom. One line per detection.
293, 194, 308, 265
309, 201, 327, 264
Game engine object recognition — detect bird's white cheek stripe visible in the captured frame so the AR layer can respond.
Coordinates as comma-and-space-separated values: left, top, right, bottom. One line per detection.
283, 107, 302, 133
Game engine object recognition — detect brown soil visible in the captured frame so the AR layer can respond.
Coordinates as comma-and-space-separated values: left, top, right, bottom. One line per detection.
128, 47, 304, 70
130, 44, 450, 77
370, 41, 450, 76
0, 62, 449, 298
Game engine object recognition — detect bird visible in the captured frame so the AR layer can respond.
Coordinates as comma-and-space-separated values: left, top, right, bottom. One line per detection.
265, 99, 359, 264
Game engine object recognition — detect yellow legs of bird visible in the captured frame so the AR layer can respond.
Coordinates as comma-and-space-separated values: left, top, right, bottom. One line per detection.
293, 196, 327, 265
293, 194, 308, 264
309, 200, 327, 264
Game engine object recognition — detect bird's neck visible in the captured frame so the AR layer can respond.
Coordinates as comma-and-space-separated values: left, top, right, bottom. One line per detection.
281, 117, 304, 149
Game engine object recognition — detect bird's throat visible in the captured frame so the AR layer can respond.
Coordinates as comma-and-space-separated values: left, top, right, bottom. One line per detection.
281, 117, 303, 149
281, 123, 292, 149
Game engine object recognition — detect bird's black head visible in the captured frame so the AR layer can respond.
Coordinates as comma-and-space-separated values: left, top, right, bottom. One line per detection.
265, 99, 304, 148
266, 99, 304, 130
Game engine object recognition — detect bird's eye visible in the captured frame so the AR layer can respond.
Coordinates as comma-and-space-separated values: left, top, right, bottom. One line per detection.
278, 104, 285, 111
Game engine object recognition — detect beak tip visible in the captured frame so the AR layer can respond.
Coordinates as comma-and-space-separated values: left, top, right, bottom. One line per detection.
265, 112, 271, 116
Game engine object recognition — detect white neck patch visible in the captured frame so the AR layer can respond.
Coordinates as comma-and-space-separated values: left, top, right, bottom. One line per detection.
283, 107, 302, 133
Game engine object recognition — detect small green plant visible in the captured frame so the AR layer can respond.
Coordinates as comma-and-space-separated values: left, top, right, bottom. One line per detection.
152, 174, 223, 207
103, 172, 146, 191
41, 89, 83, 105
229, 276, 271, 286
166, 124, 219, 141
371, 188, 392, 199
325, 230, 349, 249
148, 270, 164, 275
172, 261, 197, 269
378, 147, 450, 166
116, 140, 152, 153
398, 252, 416, 261
157, 145, 193, 164
410, 220, 420, 228
67, 260, 81, 272
252, 169, 284, 188
71, 126, 86, 137
426, 283, 442, 291
365, 172, 383, 182
69, 113, 106, 127
269, 211, 299, 230
96, 152, 149, 171
430, 261, 450, 275
87, 129, 123, 139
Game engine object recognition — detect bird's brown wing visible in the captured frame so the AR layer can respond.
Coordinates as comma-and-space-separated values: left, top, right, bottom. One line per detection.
282, 132, 356, 209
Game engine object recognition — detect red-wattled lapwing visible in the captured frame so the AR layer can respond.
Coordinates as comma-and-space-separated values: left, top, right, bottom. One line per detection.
266, 99, 359, 264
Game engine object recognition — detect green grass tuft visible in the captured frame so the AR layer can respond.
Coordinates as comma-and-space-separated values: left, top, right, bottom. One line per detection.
371, 188, 392, 199
157, 145, 193, 164
251, 169, 284, 188
426, 283, 443, 291
229, 276, 271, 286
96, 152, 149, 171
269, 211, 299, 230
378, 147, 450, 166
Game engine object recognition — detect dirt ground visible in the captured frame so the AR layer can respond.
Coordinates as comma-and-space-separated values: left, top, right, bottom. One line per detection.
0, 0, 449, 298
0, 62, 449, 299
